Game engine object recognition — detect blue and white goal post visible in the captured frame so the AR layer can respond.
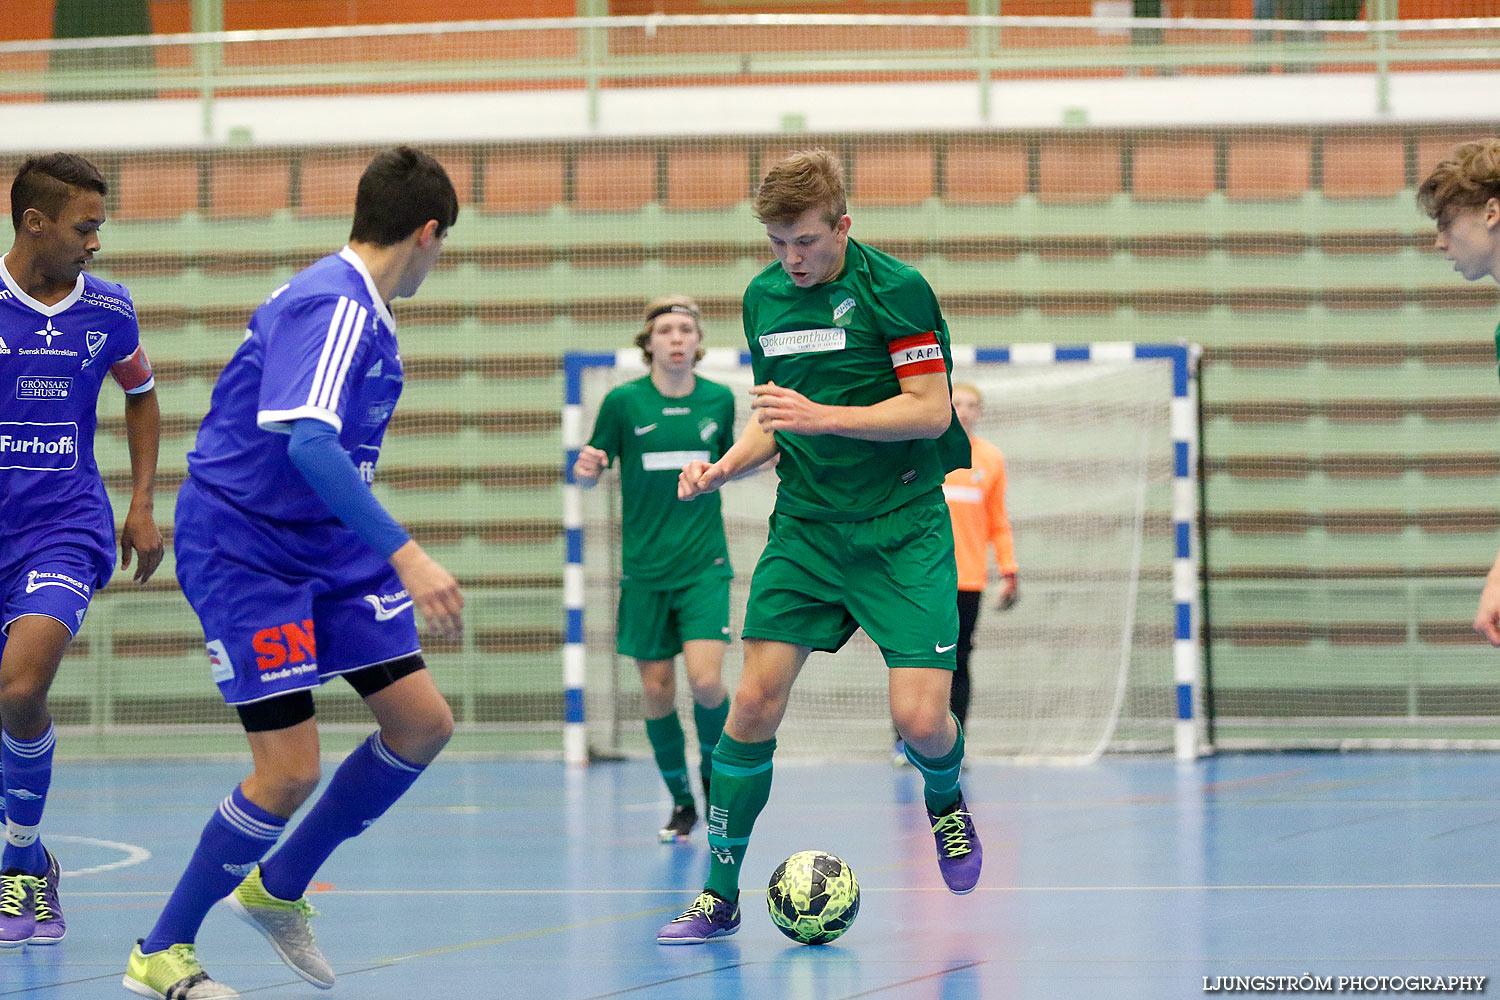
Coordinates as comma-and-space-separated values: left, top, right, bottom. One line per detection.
562, 342, 1205, 765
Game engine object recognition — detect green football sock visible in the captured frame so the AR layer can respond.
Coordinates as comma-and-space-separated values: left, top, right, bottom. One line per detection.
904, 715, 965, 815
644, 713, 694, 808
692, 697, 730, 792
704, 733, 775, 903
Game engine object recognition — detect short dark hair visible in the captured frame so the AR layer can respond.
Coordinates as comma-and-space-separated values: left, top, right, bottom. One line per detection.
348, 145, 459, 247
11, 153, 107, 231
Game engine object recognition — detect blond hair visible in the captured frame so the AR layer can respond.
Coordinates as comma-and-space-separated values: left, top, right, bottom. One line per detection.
952, 382, 983, 404
752, 148, 847, 227
1417, 139, 1500, 222
634, 294, 705, 366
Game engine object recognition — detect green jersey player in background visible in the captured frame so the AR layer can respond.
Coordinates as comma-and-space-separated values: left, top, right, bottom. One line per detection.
1418, 140, 1500, 645
658, 149, 982, 944
572, 295, 735, 842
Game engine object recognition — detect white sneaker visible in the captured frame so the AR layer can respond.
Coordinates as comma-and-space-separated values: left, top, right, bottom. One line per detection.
225, 866, 334, 989
890, 740, 911, 767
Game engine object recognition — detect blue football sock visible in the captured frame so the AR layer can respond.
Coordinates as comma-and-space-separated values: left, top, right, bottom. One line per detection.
260, 731, 425, 902
142, 786, 285, 952
2, 725, 55, 874
0, 751, 9, 827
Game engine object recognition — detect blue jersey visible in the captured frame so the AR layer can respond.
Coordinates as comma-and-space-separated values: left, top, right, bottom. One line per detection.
0, 256, 154, 578
187, 247, 403, 523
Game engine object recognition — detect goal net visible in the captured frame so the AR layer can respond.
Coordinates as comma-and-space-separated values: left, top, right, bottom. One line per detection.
565, 343, 1200, 765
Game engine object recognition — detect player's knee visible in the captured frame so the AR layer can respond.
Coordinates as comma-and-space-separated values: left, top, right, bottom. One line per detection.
0, 671, 51, 723
386, 701, 454, 765
640, 673, 674, 706
421, 700, 455, 752
257, 764, 323, 811
690, 681, 726, 708
636, 659, 677, 707
726, 696, 784, 742
891, 706, 947, 745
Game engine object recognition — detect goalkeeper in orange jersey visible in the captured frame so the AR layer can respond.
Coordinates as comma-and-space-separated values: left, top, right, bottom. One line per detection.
941, 382, 1017, 730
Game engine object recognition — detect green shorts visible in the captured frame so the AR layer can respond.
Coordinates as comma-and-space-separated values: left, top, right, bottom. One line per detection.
616, 574, 731, 661
742, 500, 959, 670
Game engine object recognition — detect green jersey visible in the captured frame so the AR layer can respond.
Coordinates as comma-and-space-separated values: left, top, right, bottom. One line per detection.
587, 374, 736, 588
742, 237, 970, 522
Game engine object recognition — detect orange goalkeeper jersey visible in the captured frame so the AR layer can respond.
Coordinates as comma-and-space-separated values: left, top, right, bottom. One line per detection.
941, 435, 1017, 592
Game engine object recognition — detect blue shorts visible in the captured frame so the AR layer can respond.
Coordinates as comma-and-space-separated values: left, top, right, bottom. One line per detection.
0, 528, 106, 647
175, 477, 421, 706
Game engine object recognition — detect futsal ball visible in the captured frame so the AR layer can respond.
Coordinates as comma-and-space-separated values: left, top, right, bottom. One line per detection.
766, 850, 860, 945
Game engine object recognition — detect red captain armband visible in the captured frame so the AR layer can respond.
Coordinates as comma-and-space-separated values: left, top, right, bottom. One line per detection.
110, 345, 155, 393
888, 331, 947, 377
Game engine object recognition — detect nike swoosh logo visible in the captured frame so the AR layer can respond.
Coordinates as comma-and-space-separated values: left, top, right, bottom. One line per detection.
363, 594, 414, 621
935, 643, 957, 653
634, 424, 657, 435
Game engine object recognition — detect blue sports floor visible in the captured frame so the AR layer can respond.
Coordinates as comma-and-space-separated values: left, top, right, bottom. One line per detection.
1, 751, 1497, 1000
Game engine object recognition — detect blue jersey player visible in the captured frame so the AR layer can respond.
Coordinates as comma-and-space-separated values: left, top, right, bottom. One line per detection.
125, 147, 464, 1000
0, 153, 163, 950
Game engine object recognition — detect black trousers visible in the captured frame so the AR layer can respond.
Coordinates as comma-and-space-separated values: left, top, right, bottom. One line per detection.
952, 588, 983, 728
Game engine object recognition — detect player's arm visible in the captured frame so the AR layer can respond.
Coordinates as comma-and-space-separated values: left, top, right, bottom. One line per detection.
680, 413, 779, 500
749, 370, 951, 442
572, 445, 611, 489
285, 418, 463, 639
573, 395, 619, 489
1474, 545, 1500, 645
989, 452, 1018, 610
113, 347, 164, 583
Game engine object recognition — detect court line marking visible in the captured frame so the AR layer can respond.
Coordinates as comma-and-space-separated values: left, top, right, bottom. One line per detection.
48, 834, 151, 877
0, 972, 128, 998
62, 881, 1500, 901
575, 963, 750, 999
834, 960, 988, 1000
377, 903, 683, 963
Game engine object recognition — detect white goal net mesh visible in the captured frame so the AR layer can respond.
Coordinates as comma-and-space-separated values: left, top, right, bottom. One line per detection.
577, 351, 1182, 762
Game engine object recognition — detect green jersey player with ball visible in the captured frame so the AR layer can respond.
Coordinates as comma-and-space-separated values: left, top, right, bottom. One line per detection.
657, 149, 982, 945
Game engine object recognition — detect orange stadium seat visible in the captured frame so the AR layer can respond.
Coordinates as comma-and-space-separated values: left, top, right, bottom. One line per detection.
296, 152, 367, 218
113, 155, 200, 221
943, 140, 1028, 205
1225, 135, 1311, 201
851, 141, 935, 207
755, 144, 852, 190
434, 150, 474, 208
1132, 135, 1216, 201
481, 149, 566, 214
1038, 138, 1121, 204
665, 144, 749, 210
207, 153, 291, 219
1416, 131, 1482, 181
1322, 134, 1407, 199
574, 149, 656, 212
293, 149, 471, 219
